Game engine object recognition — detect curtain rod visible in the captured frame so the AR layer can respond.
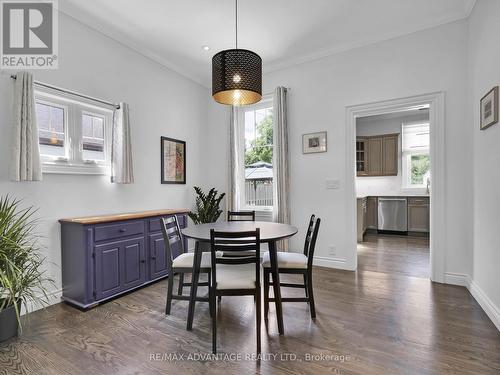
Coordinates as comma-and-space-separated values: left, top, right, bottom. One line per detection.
10, 74, 120, 110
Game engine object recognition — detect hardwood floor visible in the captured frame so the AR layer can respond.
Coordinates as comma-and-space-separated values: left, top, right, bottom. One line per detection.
1, 255, 499, 374
358, 233, 430, 278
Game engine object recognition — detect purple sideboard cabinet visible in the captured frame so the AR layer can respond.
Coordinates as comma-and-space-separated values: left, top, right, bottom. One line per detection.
59, 209, 189, 309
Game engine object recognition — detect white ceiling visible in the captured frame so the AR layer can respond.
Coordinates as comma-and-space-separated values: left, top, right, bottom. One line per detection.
60, 0, 476, 87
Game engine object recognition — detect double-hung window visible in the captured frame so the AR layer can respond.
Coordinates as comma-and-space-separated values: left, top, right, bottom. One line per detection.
35, 88, 114, 174
238, 97, 274, 213
402, 122, 430, 188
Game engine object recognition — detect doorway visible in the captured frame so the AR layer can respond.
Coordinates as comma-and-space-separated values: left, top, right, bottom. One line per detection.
345, 92, 445, 282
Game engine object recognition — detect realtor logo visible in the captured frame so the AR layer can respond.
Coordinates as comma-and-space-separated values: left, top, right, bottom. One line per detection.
1, 0, 58, 69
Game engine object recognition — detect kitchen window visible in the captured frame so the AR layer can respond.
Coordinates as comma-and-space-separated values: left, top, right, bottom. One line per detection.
35, 88, 114, 174
402, 122, 430, 188
238, 97, 274, 213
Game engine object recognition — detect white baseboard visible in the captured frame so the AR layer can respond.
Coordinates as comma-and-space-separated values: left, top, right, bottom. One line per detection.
21, 288, 62, 315
444, 272, 471, 287
469, 279, 500, 331
313, 256, 352, 270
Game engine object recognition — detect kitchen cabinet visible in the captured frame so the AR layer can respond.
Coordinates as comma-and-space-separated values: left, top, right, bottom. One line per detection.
366, 197, 378, 229
357, 197, 367, 242
407, 197, 430, 232
356, 133, 399, 177
59, 209, 189, 309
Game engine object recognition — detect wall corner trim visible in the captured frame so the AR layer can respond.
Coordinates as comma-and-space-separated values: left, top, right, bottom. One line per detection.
469, 279, 500, 331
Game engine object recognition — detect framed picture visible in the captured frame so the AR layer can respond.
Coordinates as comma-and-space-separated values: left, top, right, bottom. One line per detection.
480, 86, 499, 130
161, 136, 186, 184
303, 131, 327, 154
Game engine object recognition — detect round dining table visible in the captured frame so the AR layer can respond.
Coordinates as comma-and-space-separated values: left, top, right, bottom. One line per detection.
182, 221, 298, 335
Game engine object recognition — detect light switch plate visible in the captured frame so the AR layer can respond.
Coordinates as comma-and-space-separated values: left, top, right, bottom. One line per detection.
326, 179, 340, 189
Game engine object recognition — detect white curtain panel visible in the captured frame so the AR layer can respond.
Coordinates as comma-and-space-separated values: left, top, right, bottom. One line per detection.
111, 102, 134, 184
228, 106, 243, 211
273, 87, 291, 250
11, 71, 42, 182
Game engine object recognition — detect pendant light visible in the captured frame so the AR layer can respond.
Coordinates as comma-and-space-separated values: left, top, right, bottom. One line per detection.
212, 0, 262, 106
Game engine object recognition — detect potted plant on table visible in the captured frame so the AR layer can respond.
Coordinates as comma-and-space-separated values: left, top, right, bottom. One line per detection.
0, 195, 53, 342
188, 187, 225, 251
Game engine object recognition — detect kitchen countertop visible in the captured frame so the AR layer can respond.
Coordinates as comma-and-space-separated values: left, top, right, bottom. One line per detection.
59, 208, 190, 224
357, 195, 429, 199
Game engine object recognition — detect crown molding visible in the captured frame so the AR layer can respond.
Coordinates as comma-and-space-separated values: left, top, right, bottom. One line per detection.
265, 11, 470, 74
464, 0, 477, 18
57, 4, 209, 89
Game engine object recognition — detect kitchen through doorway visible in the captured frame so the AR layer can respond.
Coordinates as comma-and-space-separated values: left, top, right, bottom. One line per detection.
355, 105, 431, 279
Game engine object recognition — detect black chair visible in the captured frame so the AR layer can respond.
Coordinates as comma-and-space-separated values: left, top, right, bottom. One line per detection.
209, 229, 261, 354
262, 215, 321, 319
161, 216, 211, 324
227, 210, 256, 222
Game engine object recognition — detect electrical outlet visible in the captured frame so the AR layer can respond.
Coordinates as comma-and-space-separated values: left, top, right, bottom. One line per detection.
328, 245, 336, 256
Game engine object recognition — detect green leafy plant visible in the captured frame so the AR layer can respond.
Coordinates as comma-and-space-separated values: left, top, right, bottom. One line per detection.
188, 187, 226, 224
0, 195, 53, 331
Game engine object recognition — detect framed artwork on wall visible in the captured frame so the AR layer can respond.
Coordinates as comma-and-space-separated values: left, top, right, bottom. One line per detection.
161, 136, 186, 184
480, 86, 499, 130
303, 131, 327, 154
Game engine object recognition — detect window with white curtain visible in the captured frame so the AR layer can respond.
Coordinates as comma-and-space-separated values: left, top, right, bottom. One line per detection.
402, 122, 430, 188
34, 88, 113, 175
237, 97, 274, 213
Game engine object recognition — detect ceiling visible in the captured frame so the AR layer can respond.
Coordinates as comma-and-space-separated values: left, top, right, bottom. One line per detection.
60, 0, 476, 87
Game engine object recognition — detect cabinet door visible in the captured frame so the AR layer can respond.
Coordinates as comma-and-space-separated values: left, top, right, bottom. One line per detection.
368, 137, 384, 175
408, 204, 430, 232
356, 138, 369, 176
122, 237, 146, 290
94, 242, 122, 300
366, 197, 378, 229
383, 135, 398, 176
149, 233, 168, 280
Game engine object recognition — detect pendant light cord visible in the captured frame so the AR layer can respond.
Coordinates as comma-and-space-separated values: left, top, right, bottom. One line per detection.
235, 0, 238, 49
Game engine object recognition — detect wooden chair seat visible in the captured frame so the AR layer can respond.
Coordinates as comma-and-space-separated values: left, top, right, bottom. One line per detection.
172, 252, 212, 269
262, 251, 308, 269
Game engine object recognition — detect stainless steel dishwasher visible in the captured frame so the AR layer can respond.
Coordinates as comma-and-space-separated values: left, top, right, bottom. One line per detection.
378, 197, 408, 232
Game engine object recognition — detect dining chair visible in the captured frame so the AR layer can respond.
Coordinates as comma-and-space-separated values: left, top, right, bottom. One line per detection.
161, 216, 211, 318
209, 228, 261, 354
227, 210, 256, 222
262, 215, 321, 319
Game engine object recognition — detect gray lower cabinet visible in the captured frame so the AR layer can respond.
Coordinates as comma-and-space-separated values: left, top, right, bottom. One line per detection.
407, 197, 430, 232
366, 197, 378, 229
60, 210, 188, 309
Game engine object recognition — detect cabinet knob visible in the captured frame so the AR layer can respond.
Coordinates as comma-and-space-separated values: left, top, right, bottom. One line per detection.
140, 259, 146, 263
119, 228, 127, 233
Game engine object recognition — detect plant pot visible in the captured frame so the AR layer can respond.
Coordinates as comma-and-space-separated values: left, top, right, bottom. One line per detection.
0, 302, 20, 342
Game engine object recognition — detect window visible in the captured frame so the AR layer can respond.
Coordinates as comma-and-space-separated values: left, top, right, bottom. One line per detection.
402, 122, 430, 188
35, 88, 114, 174
239, 98, 274, 210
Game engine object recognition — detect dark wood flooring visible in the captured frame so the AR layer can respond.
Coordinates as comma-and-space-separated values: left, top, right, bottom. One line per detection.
1, 239, 499, 374
358, 233, 430, 278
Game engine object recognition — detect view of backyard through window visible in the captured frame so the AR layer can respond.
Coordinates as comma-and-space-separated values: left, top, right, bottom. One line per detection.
244, 104, 274, 208
36, 101, 66, 157
402, 122, 430, 187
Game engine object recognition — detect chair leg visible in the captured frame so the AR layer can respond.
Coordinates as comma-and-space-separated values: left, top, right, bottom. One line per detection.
165, 272, 174, 315
177, 273, 184, 296
208, 273, 213, 318
263, 270, 269, 319
303, 274, 309, 298
212, 289, 217, 354
307, 272, 316, 319
256, 287, 261, 354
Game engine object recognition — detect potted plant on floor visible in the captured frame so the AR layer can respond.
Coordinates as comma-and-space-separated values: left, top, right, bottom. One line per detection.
0, 195, 53, 342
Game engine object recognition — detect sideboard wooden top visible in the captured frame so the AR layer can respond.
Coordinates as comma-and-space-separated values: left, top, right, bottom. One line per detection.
59, 208, 190, 224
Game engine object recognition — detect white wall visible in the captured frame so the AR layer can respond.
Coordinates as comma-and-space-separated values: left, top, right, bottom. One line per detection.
356, 111, 429, 196
0, 13, 213, 302
257, 20, 472, 275
468, 0, 500, 330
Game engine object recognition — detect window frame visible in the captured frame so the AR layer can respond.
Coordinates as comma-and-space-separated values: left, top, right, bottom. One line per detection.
237, 96, 275, 212
401, 122, 430, 189
34, 87, 114, 175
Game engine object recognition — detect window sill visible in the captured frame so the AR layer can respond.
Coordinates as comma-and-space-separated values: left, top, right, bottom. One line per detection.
42, 161, 110, 175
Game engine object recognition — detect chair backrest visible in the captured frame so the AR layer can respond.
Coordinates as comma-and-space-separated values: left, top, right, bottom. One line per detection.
304, 215, 321, 268
210, 229, 261, 290
160, 216, 185, 269
227, 210, 256, 222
